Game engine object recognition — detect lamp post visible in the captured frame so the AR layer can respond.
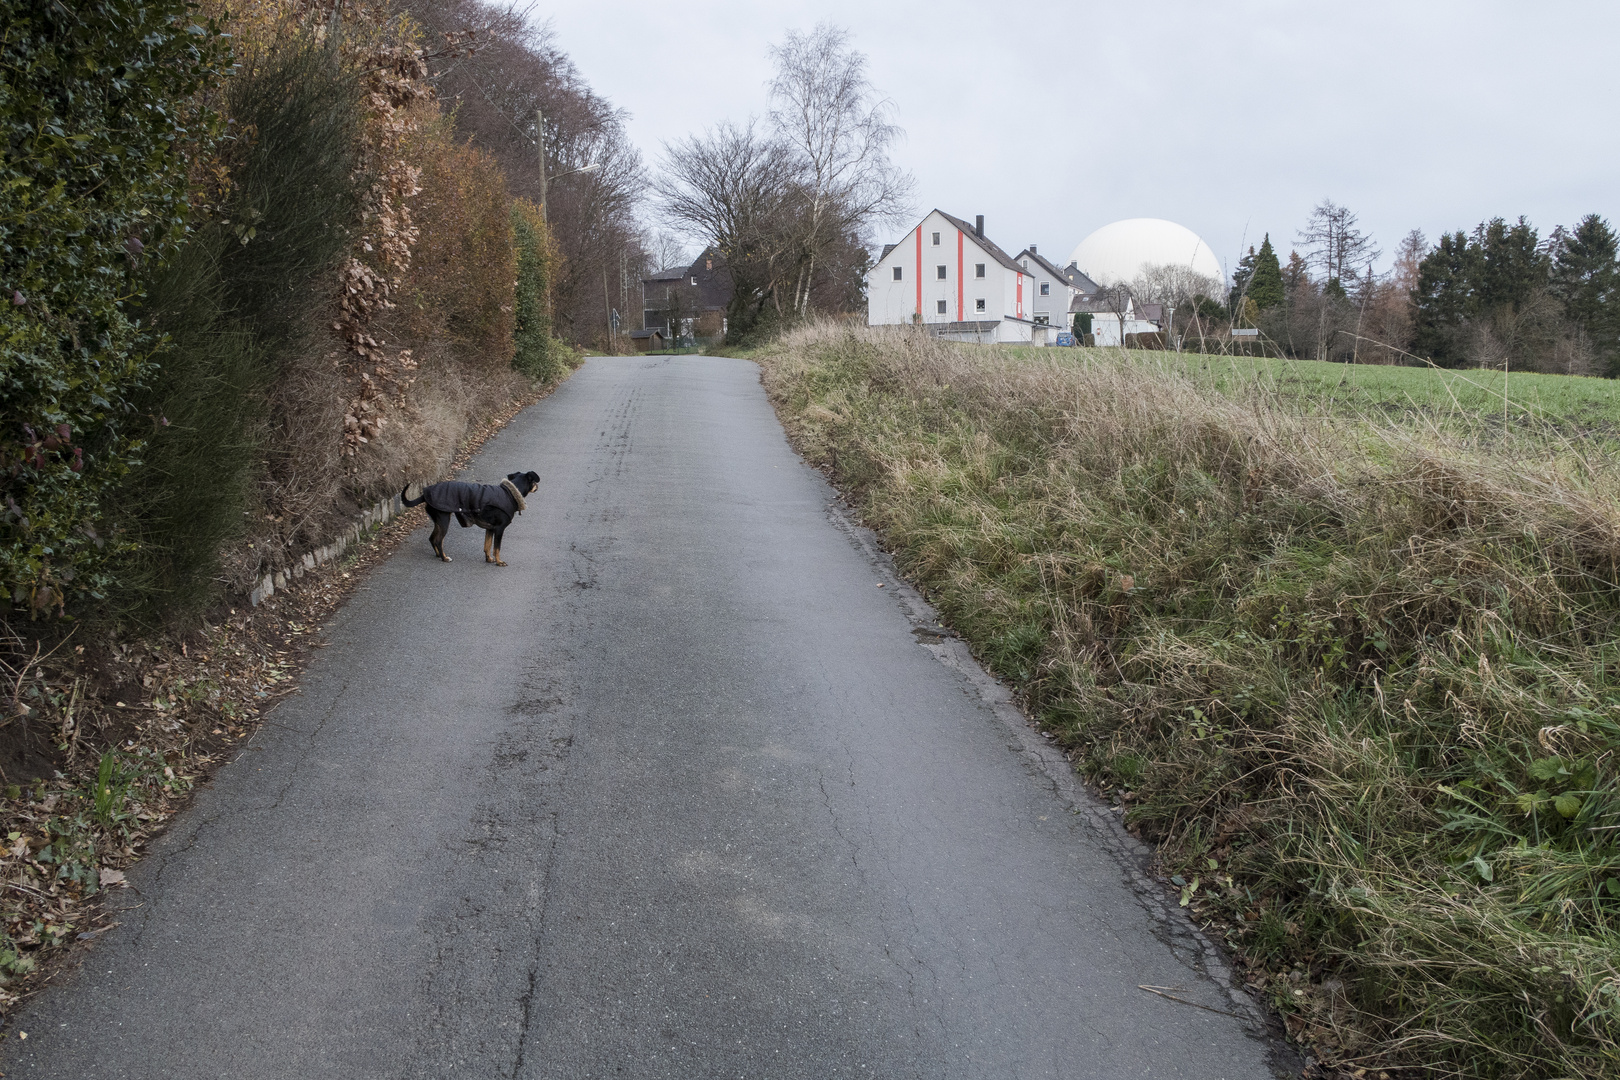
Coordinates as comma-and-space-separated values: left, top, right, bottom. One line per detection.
535, 108, 600, 224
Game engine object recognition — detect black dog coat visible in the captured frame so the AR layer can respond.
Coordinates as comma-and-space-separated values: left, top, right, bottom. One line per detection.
422, 479, 523, 526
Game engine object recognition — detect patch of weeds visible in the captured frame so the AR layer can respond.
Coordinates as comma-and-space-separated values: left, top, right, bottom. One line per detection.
760, 322, 1620, 1080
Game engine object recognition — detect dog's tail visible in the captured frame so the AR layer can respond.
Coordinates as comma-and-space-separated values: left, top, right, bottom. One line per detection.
400, 482, 427, 508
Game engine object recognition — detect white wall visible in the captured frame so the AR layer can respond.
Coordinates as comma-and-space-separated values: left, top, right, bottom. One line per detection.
868, 211, 1036, 341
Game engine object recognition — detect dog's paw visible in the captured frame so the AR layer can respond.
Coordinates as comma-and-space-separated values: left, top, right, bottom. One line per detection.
439, 554, 452, 563
495, 559, 508, 567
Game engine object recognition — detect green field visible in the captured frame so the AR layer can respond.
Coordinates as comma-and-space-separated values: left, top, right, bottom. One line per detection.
1004, 346, 1620, 433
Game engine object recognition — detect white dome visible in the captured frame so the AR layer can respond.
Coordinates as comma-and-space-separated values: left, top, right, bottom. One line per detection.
1069, 219, 1223, 286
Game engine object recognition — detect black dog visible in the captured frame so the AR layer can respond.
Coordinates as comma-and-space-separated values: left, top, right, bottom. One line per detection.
401, 471, 539, 565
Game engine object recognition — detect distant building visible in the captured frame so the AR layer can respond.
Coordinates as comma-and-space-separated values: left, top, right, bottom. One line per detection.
867, 211, 1041, 343
628, 328, 666, 352
1012, 246, 1101, 343
1070, 287, 1165, 346
642, 251, 731, 341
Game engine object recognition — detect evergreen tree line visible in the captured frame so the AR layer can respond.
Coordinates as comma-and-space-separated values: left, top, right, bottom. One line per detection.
1222, 203, 1618, 374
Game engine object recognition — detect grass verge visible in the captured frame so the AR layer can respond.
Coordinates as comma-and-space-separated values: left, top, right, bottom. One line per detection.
759, 323, 1619, 1080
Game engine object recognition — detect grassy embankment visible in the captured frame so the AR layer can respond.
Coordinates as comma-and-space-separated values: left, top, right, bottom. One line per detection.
759, 323, 1619, 1080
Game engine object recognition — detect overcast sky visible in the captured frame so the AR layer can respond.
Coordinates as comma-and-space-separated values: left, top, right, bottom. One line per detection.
544, 0, 1618, 281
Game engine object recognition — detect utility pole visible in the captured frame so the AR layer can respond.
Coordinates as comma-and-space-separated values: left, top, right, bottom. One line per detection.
536, 108, 547, 224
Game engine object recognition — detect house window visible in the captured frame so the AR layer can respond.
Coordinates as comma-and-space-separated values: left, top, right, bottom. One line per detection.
936, 300, 948, 314
1034, 314, 1050, 325
974, 298, 986, 313
1040, 282, 1051, 295
931, 231, 941, 245
892, 266, 903, 281
936, 265, 947, 280
975, 263, 986, 278
691, 276, 697, 285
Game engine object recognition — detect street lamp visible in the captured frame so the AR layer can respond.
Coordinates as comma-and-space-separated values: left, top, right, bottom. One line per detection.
535, 107, 600, 224
553, 162, 601, 181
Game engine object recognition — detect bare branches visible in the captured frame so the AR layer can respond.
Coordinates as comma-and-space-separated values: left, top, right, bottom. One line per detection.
653, 121, 803, 326
1296, 198, 1380, 288
651, 24, 912, 336
767, 24, 914, 316
396, 1, 647, 344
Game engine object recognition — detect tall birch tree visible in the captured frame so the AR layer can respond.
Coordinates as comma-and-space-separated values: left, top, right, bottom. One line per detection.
767, 24, 914, 317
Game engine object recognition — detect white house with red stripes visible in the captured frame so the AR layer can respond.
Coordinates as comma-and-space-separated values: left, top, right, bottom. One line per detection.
866, 211, 1040, 343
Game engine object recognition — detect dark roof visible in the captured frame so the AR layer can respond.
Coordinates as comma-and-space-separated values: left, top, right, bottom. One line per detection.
628, 328, 664, 340
881, 242, 898, 259
641, 249, 732, 313
1013, 249, 1102, 296
1064, 262, 1102, 294
1070, 296, 1123, 313
934, 211, 1027, 276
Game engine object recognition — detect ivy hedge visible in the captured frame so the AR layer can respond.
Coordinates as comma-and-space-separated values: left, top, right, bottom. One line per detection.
0, 0, 229, 614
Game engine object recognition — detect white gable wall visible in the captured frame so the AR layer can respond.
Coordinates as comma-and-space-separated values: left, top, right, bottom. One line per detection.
867, 211, 1036, 342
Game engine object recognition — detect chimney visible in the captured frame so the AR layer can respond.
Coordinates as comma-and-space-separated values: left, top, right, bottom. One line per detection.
974, 215, 984, 238
1030, 244, 1037, 254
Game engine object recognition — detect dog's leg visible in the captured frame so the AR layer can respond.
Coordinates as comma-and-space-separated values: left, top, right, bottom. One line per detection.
429, 511, 452, 562
492, 525, 507, 567
483, 531, 495, 563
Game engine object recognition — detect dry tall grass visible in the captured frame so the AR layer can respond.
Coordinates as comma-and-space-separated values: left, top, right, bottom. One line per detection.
761, 322, 1620, 1079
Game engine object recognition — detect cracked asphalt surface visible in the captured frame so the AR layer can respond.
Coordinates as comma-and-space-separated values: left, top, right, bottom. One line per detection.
3, 356, 1283, 1078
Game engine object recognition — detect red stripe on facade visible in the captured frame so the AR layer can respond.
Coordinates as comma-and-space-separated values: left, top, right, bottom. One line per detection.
1017, 274, 1024, 319
957, 230, 964, 321
915, 227, 922, 317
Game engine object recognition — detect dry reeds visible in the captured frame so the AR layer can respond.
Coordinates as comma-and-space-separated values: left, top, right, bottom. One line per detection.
761, 322, 1620, 1079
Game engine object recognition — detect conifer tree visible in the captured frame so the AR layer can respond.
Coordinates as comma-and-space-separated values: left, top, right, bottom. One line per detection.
1413, 231, 1481, 367
1228, 245, 1256, 320
1248, 235, 1285, 311
1550, 214, 1620, 372
1473, 217, 1547, 311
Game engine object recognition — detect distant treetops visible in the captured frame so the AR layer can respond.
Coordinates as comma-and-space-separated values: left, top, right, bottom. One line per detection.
1229, 236, 1284, 325
1414, 214, 1618, 371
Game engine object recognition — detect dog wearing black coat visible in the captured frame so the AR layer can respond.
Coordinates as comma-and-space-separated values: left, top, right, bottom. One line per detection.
401, 471, 539, 565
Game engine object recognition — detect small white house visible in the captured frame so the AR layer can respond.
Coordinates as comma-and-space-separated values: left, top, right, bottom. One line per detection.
1012, 246, 1101, 344
1071, 289, 1165, 346
867, 211, 1039, 343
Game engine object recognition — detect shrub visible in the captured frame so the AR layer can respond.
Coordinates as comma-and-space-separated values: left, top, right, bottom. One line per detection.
0, 0, 229, 614
106, 44, 364, 623
511, 199, 567, 383
405, 121, 515, 365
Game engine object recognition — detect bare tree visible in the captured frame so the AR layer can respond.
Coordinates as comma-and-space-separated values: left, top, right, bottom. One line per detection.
647, 230, 691, 274
400, 1, 648, 345
1296, 199, 1380, 289
653, 121, 803, 337
1096, 284, 1134, 347
767, 24, 914, 317
1129, 264, 1224, 353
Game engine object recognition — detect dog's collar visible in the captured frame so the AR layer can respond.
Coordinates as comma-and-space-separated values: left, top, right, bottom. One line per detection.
500, 478, 527, 513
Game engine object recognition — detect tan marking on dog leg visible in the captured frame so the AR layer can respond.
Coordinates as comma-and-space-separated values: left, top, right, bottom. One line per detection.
484, 532, 495, 563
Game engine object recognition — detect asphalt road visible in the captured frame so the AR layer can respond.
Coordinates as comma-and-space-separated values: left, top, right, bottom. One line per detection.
4, 356, 1284, 1079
